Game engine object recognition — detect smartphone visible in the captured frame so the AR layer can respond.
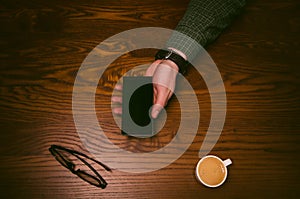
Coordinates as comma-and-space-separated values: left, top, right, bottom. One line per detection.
121, 76, 154, 138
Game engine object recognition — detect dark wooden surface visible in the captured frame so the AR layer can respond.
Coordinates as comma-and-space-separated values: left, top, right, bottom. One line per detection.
0, 0, 300, 198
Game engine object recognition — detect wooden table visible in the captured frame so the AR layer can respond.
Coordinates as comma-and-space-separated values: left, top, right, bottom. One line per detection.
1, 0, 299, 198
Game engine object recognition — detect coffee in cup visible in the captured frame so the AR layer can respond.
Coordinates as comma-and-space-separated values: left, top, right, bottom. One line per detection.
195, 155, 232, 188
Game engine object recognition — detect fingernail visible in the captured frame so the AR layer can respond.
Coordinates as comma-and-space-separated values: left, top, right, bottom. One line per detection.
152, 109, 160, 119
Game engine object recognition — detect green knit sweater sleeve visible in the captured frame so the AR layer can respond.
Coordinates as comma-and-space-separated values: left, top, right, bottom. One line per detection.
166, 0, 246, 61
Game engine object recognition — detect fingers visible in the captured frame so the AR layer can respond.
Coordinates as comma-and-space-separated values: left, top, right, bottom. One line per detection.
114, 83, 123, 91
113, 107, 122, 115
111, 83, 123, 115
112, 96, 122, 115
111, 96, 122, 103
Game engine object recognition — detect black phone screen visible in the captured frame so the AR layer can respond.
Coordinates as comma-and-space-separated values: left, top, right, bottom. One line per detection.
121, 76, 154, 137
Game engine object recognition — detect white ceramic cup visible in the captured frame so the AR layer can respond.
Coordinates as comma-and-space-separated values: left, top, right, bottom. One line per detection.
195, 155, 232, 188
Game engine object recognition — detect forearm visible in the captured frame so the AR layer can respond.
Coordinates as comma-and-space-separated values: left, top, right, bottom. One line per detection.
167, 0, 246, 60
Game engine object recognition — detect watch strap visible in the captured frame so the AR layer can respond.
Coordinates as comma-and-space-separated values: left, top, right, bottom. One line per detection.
155, 49, 188, 74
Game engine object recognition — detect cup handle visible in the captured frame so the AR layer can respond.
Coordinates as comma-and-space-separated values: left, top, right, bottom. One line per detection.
223, 159, 232, 167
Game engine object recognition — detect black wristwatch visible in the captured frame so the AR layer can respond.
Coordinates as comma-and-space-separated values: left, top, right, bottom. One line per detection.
155, 49, 188, 74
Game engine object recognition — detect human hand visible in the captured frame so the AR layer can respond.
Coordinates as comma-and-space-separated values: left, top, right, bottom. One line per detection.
145, 59, 179, 119
111, 59, 179, 119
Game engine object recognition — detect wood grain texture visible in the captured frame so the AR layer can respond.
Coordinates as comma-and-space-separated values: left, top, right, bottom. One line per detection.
0, 0, 300, 198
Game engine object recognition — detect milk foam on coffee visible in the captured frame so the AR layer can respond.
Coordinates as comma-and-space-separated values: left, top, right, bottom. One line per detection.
198, 157, 226, 186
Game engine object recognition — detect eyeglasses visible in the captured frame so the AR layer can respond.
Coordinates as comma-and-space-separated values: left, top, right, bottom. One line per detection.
49, 145, 111, 188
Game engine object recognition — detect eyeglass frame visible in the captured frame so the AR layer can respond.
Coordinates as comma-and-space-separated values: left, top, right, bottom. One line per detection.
49, 144, 111, 189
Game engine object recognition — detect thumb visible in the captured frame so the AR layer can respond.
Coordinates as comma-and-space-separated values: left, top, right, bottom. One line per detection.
151, 88, 169, 118
151, 103, 164, 119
